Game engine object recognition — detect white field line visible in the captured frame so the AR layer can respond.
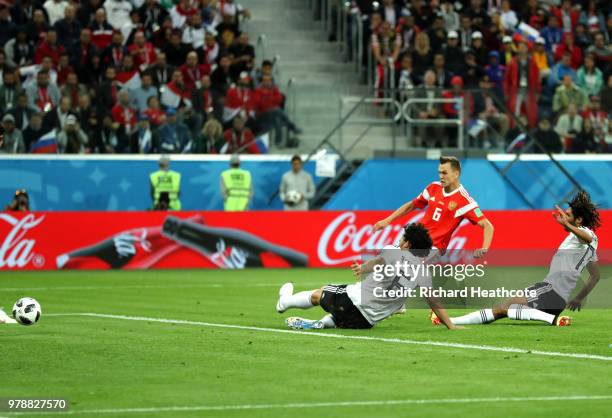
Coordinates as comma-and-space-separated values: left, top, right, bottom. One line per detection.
0, 283, 318, 292
4, 395, 612, 416
46, 313, 612, 362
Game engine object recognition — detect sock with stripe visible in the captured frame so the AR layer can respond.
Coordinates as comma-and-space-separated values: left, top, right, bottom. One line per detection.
450, 309, 495, 325
507, 304, 555, 324
280, 290, 314, 310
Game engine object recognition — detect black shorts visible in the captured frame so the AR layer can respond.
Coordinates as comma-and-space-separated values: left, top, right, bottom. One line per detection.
525, 282, 566, 318
319, 284, 373, 329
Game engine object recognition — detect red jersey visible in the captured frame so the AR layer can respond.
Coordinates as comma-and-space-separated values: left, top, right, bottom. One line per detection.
412, 182, 485, 249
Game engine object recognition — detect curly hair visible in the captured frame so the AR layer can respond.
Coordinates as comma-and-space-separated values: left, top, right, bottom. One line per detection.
568, 190, 601, 230
403, 223, 433, 257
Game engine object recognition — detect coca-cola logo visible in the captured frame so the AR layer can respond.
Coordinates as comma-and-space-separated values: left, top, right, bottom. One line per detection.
0, 214, 45, 268
317, 212, 470, 265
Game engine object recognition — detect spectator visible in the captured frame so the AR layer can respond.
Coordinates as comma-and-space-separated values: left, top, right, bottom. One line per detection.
121, 9, 141, 44
372, 20, 402, 96
25, 70, 61, 112
414, 70, 444, 147
551, 0, 579, 34
470, 31, 487, 67
54, 4, 81, 47
56, 53, 74, 86
229, 32, 255, 75
0, 70, 23, 112
139, 0, 169, 38
130, 72, 157, 114
136, 114, 156, 153
150, 154, 181, 210
34, 29, 65, 65
9, 92, 37, 132
443, 31, 463, 75
442, 76, 472, 147
43, 0, 67, 26
253, 74, 301, 148
157, 107, 191, 153
74, 93, 98, 140
504, 40, 540, 128
11, 0, 41, 27
79, 0, 103, 27
128, 30, 156, 71
500, 35, 514, 66
201, 29, 219, 66
192, 74, 219, 120
214, 0, 250, 31
579, 0, 606, 34
427, 15, 447, 53
534, 118, 562, 153
97, 66, 120, 112
411, 32, 432, 77
432, 53, 451, 89
577, 54, 604, 97
42, 95, 73, 133
484, 51, 505, 97
582, 96, 608, 145
116, 55, 141, 90
70, 29, 98, 83
101, 30, 126, 68
555, 104, 583, 151
150, 52, 174, 88
90, 114, 118, 153
461, 50, 484, 88
601, 75, 612, 113
22, 112, 44, 151
20, 56, 58, 87
61, 72, 87, 108
170, 0, 198, 29
193, 117, 224, 153
180, 51, 211, 91
473, 75, 509, 147
553, 75, 589, 114
457, 14, 473, 52
571, 117, 599, 153
57, 114, 88, 153
0, 114, 25, 153
5, 28, 34, 68
104, 0, 133, 30
222, 115, 258, 154
220, 154, 252, 211
160, 69, 192, 114
540, 15, 563, 53
279, 155, 315, 211
532, 37, 551, 81
440, 0, 459, 32
554, 34, 582, 70
111, 89, 138, 152
143, 95, 166, 127
468, 0, 490, 29
548, 51, 577, 89
397, 14, 418, 54
223, 71, 254, 125
587, 32, 612, 71
25, 9, 48, 45
182, 12, 205, 50
573, 23, 592, 50
163, 29, 190, 67
396, 54, 418, 98
210, 54, 234, 96
89, 8, 114, 51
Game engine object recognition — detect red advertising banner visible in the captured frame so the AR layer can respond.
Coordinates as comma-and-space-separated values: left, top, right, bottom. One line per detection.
1, 210, 611, 270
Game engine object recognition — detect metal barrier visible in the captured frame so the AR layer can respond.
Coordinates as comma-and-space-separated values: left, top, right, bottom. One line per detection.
401, 97, 465, 149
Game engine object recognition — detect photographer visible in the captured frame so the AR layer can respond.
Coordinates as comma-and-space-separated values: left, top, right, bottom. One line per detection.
6, 189, 30, 212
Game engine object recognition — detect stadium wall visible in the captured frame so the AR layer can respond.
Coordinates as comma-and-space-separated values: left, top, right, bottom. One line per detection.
1, 210, 610, 270
2, 155, 612, 211
324, 156, 612, 210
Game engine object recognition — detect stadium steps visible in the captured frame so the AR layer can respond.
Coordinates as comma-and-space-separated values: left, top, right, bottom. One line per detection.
310, 159, 363, 209
242, 0, 385, 155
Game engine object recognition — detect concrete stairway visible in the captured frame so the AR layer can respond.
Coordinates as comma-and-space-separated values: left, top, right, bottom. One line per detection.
241, 0, 396, 156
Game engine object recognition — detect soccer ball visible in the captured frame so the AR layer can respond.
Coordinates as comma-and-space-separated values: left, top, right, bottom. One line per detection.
286, 190, 301, 204
12, 297, 41, 326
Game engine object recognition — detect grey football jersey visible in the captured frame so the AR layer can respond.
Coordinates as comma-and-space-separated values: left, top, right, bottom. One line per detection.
543, 227, 598, 301
347, 246, 432, 325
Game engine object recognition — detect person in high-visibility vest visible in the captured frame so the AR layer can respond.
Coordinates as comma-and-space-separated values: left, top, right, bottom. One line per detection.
150, 155, 182, 210
220, 154, 252, 211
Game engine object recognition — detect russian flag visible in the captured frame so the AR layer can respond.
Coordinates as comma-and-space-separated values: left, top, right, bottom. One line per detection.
30, 130, 58, 154
514, 22, 540, 45
255, 133, 269, 154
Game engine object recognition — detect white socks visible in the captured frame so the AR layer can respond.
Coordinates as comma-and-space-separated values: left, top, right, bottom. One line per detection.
507, 304, 555, 324
280, 290, 314, 310
451, 309, 496, 325
319, 314, 336, 329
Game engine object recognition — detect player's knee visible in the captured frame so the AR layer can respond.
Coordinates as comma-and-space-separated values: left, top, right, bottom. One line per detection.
311, 289, 323, 306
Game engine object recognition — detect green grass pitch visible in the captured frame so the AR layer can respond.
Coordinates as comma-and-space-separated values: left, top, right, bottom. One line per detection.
1, 267, 611, 418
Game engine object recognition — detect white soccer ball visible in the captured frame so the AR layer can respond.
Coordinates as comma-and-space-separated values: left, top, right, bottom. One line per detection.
286, 190, 302, 204
12, 297, 41, 326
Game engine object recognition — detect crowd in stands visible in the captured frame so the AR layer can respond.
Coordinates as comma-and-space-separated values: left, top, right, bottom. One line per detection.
0, 0, 300, 154
349, 0, 611, 152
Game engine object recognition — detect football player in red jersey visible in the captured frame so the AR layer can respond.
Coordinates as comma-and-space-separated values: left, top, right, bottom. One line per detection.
373, 156, 494, 257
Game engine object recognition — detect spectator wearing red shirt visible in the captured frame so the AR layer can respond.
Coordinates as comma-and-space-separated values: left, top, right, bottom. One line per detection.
55, 53, 73, 86
89, 8, 114, 51
128, 30, 156, 71
222, 115, 259, 154
551, 0, 579, 34
442, 76, 473, 147
101, 30, 126, 68
69, 29, 98, 81
111, 89, 138, 152
143, 95, 166, 127
554, 33, 583, 69
581, 96, 608, 145
223, 71, 255, 124
253, 74, 300, 147
504, 40, 541, 128
180, 51, 211, 91
34, 29, 65, 65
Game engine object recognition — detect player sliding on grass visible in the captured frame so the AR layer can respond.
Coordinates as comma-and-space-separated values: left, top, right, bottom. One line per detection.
430, 191, 600, 327
373, 156, 494, 258
276, 223, 463, 330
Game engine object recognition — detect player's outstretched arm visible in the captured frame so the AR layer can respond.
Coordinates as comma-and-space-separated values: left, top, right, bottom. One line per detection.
474, 218, 494, 258
426, 297, 465, 330
373, 201, 415, 232
567, 261, 601, 311
351, 257, 385, 280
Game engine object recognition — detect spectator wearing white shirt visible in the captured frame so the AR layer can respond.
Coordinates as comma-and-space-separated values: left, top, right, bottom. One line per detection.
555, 104, 583, 151
104, 0, 133, 30
182, 13, 206, 50
500, 0, 518, 31
44, 0, 68, 26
